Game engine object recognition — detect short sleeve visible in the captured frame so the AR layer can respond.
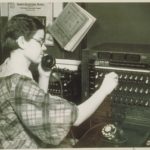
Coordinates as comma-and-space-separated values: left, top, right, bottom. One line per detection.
11, 75, 78, 145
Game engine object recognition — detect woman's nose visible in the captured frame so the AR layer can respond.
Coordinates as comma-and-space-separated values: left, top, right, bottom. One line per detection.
42, 44, 47, 51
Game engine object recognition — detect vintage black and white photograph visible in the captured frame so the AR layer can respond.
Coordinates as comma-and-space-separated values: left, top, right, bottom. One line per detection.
0, 1, 150, 149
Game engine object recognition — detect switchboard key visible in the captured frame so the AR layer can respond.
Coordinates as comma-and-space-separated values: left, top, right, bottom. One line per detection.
145, 89, 149, 94
145, 101, 149, 107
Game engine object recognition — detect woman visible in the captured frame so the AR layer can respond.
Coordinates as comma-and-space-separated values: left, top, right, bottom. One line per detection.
0, 14, 118, 148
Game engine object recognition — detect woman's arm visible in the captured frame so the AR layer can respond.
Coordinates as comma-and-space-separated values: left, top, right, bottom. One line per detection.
73, 72, 118, 126
38, 63, 118, 127
38, 63, 51, 93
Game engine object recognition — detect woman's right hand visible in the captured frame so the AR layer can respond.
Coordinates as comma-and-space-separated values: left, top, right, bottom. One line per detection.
38, 63, 52, 78
99, 72, 118, 95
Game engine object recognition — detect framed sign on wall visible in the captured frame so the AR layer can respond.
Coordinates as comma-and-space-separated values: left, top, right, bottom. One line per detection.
8, 2, 56, 46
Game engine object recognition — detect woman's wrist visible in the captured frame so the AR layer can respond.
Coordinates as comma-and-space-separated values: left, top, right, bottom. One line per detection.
39, 72, 51, 78
96, 85, 110, 97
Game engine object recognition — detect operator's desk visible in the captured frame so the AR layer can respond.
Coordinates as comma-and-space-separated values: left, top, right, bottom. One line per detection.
74, 99, 150, 148
74, 121, 150, 148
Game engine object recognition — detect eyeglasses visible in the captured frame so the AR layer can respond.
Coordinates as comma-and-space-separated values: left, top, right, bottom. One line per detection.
32, 38, 45, 47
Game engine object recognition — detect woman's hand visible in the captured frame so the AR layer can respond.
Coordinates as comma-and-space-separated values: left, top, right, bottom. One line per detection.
99, 72, 118, 95
38, 63, 51, 78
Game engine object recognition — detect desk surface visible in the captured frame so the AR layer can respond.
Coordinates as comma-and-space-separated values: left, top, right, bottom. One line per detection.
75, 122, 149, 148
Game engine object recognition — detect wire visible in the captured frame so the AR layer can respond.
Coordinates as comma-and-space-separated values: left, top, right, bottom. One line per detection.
49, 65, 64, 98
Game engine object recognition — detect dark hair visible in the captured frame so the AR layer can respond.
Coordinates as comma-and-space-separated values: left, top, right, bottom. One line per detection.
2, 14, 45, 60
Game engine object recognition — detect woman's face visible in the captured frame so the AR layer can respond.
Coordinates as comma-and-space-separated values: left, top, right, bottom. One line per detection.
23, 29, 47, 64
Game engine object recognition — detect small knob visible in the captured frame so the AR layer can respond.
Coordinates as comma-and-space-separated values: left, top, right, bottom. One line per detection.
145, 89, 149, 94
124, 75, 128, 80
130, 99, 134, 104
145, 101, 149, 107
95, 84, 99, 89
129, 75, 133, 80
95, 72, 99, 79
124, 86, 128, 92
140, 88, 144, 94
135, 99, 139, 105
119, 74, 123, 79
129, 87, 133, 92
134, 88, 138, 93
145, 77, 149, 84
63, 83, 67, 86
99, 73, 103, 77
134, 76, 138, 81
140, 76, 144, 81
119, 86, 123, 91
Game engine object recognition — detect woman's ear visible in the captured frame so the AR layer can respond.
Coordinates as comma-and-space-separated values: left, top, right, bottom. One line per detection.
16, 36, 27, 49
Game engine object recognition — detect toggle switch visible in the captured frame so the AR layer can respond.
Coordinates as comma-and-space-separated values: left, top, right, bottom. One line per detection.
124, 75, 128, 80
134, 76, 138, 81
145, 89, 149, 94
129, 87, 133, 92
145, 101, 149, 107
99, 73, 103, 77
124, 86, 128, 92
119, 74, 123, 79
134, 88, 138, 93
145, 77, 149, 84
140, 88, 144, 94
129, 75, 133, 80
140, 76, 144, 81
95, 72, 99, 79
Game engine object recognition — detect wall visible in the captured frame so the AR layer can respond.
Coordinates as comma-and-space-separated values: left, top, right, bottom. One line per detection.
2, 3, 150, 61
53, 3, 150, 60
86, 3, 150, 48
